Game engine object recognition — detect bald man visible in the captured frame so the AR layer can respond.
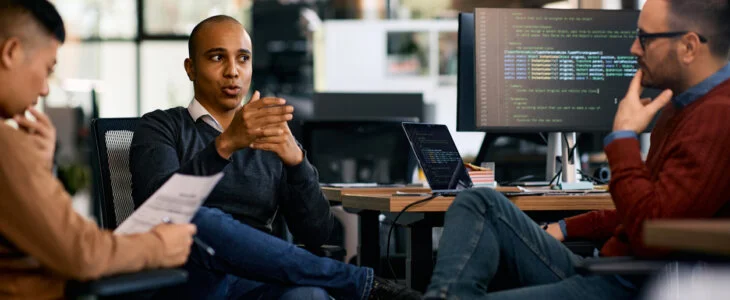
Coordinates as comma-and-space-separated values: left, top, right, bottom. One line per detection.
130, 16, 420, 300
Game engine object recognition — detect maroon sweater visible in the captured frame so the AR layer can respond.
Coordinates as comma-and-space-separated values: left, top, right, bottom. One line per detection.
564, 79, 730, 258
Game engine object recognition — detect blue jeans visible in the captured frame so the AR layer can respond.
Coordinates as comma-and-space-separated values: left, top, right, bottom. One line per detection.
156, 206, 373, 300
425, 188, 636, 300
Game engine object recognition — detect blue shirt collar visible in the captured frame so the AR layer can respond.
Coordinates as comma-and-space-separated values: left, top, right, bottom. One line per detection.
673, 63, 730, 108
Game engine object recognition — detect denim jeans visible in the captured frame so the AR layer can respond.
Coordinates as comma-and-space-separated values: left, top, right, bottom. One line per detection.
425, 188, 637, 300
155, 206, 373, 300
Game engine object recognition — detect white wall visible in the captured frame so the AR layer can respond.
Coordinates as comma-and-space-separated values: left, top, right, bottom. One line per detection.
97, 43, 137, 117
314, 20, 485, 157
545, 0, 621, 10
139, 41, 195, 115
51, 42, 137, 118
601, 0, 622, 10
49, 41, 193, 118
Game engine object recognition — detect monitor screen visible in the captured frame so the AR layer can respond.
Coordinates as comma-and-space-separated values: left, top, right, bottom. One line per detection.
459, 9, 657, 132
402, 123, 473, 192
313, 92, 424, 122
302, 119, 417, 184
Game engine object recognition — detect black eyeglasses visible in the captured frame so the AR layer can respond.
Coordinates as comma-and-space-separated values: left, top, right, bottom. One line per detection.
636, 28, 708, 50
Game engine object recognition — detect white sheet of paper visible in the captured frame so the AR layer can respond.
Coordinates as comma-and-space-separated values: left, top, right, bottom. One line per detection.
114, 173, 224, 235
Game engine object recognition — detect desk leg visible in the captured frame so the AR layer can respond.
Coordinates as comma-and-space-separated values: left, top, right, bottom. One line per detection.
357, 210, 381, 274
406, 224, 433, 292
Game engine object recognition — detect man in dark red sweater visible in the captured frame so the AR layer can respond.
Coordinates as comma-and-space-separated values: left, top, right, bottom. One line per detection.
425, 1, 730, 299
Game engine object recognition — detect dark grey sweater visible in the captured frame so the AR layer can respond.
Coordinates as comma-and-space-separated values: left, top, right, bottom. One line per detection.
129, 107, 333, 246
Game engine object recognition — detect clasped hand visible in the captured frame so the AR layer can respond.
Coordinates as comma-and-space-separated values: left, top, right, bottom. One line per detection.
215, 91, 303, 166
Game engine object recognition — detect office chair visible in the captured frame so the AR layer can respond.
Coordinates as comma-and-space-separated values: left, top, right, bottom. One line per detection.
575, 256, 676, 276
572, 224, 730, 297
92, 118, 343, 264
90, 118, 139, 228
573, 247, 727, 289
75, 118, 187, 299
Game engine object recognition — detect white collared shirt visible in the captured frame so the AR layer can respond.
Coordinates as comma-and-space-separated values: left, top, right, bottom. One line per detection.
188, 98, 224, 132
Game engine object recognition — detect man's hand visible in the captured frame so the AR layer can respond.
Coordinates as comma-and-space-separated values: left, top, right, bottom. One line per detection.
612, 70, 674, 133
14, 107, 56, 167
150, 223, 196, 268
250, 122, 304, 166
545, 223, 565, 242
215, 91, 294, 159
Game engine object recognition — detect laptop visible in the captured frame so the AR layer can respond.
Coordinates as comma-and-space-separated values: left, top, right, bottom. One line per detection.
402, 123, 473, 195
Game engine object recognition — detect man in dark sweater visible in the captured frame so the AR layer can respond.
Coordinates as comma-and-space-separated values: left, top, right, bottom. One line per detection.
425, 1, 730, 299
130, 16, 420, 300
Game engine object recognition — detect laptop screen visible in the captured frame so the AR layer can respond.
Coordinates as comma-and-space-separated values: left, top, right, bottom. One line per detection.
402, 123, 473, 192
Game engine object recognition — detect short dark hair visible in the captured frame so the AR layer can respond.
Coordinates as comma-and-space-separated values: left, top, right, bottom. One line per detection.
0, 0, 65, 44
188, 15, 241, 59
667, 0, 730, 57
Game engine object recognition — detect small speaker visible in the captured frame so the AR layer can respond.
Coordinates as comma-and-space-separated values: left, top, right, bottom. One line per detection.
594, 166, 611, 182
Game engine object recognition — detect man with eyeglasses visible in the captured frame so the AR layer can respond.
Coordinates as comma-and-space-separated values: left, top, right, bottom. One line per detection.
424, 0, 730, 299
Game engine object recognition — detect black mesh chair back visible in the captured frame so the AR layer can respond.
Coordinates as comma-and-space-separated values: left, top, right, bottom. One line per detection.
90, 118, 139, 229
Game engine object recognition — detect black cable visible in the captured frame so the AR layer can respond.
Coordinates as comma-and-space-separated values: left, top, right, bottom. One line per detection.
548, 168, 562, 186
386, 193, 441, 281
538, 132, 549, 145
554, 154, 605, 185
578, 169, 608, 185
561, 133, 579, 163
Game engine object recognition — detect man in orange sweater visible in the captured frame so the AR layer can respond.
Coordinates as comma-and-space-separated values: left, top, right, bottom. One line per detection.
0, 1, 196, 298
425, 0, 730, 299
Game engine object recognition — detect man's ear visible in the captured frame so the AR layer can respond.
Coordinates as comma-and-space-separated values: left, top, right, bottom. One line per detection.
0, 37, 25, 70
679, 33, 700, 64
184, 58, 195, 81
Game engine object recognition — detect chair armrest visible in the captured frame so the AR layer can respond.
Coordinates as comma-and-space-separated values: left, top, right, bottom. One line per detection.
563, 240, 601, 257
575, 257, 674, 276
315, 244, 347, 258
65, 269, 187, 297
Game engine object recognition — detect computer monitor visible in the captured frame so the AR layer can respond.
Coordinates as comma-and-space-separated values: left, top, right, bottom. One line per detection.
459, 8, 651, 132
313, 92, 424, 122
458, 9, 652, 187
301, 119, 418, 184
458, 13, 548, 173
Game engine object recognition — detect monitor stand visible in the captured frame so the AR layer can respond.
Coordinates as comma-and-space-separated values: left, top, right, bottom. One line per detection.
546, 132, 594, 190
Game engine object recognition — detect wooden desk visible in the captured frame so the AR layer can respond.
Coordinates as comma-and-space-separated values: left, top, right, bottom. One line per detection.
322, 187, 431, 202
322, 186, 531, 203
342, 193, 614, 212
336, 189, 613, 291
645, 220, 730, 256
